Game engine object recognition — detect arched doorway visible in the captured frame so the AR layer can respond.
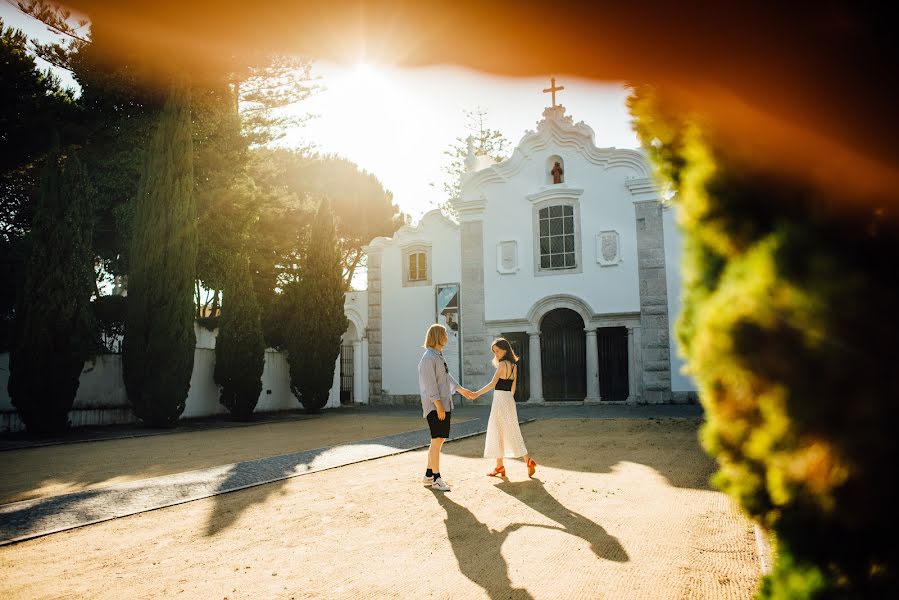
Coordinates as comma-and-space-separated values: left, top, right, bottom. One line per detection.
540, 308, 586, 400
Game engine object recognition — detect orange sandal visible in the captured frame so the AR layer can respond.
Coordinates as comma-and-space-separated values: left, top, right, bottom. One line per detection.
527, 458, 537, 477
487, 466, 506, 477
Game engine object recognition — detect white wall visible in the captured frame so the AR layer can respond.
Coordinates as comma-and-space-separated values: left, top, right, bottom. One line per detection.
0, 322, 349, 432
663, 205, 697, 392
378, 212, 462, 396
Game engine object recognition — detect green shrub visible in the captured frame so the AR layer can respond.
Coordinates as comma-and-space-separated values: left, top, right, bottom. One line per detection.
214, 254, 265, 420
629, 85, 899, 597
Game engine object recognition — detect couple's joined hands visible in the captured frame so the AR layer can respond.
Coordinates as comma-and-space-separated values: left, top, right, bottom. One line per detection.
458, 387, 478, 401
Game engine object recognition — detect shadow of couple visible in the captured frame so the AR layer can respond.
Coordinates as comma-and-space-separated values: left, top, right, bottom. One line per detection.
432, 478, 628, 600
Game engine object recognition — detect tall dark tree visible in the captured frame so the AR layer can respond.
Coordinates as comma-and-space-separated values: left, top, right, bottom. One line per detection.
629, 85, 899, 598
8, 148, 95, 434
214, 250, 265, 420
284, 199, 347, 413
123, 78, 197, 427
0, 17, 80, 350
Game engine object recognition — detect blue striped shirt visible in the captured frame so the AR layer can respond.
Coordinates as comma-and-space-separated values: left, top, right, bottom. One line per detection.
418, 348, 459, 417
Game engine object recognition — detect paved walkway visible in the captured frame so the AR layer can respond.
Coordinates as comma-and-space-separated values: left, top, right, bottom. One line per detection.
0, 403, 703, 451
0, 404, 702, 546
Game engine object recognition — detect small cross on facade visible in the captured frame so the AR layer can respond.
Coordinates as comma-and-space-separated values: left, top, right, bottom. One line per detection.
543, 77, 565, 107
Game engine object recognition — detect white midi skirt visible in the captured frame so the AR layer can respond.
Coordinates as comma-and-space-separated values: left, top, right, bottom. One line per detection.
483, 390, 528, 458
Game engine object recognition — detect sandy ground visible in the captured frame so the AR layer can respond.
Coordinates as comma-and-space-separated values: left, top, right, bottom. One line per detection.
0, 413, 434, 503
0, 419, 760, 599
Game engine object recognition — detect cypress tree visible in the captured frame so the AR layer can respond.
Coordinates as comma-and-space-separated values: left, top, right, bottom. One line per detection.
214, 252, 265, 420
284, 199, 347, 413
8, 149, 95, 434
123, 78, 198, 427
629, 86, 899, 597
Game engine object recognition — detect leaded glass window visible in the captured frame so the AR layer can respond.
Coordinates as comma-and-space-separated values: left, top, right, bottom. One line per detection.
538, 205, 576, 270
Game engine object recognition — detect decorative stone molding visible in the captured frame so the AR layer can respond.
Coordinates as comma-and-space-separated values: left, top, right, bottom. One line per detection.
459, 105, 650, 199
362, 209, 458, 254
625, 176, 659, 200
525, 186, 584, 205
343, 291, 368, 338
596, 230, 622, 266
496, 240, 519, 274
453, 198, 488, 222
526, 294, 595, 329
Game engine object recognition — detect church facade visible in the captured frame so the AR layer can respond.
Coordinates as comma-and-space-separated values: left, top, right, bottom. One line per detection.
339, 104, 696, 406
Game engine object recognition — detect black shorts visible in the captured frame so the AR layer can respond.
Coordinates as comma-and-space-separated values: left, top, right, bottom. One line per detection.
426, 410, 452, 439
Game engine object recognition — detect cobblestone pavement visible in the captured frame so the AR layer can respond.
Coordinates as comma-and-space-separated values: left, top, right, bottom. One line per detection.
0, 404, 702, 546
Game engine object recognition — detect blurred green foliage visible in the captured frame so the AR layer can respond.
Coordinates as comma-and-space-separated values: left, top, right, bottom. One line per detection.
629, 85, 899, 597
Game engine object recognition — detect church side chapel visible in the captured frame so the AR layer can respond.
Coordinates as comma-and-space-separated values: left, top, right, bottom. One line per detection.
342, 82, 696, 405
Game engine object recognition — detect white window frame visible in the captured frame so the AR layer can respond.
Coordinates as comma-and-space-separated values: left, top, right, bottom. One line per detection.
530, 201, 583, 276
527, 187, 584, 277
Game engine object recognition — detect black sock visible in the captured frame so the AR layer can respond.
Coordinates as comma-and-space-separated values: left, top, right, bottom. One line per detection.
433, 472, 441, 480
425, 468, 433, 478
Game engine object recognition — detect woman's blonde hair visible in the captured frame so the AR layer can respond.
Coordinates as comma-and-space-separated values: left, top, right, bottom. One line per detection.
423, 323, 449, 348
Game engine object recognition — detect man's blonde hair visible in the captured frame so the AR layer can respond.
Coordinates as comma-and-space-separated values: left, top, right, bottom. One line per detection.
423, 323, 448, 348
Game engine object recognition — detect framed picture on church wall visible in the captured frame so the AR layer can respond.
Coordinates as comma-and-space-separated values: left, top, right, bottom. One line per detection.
435, 283, 461, 382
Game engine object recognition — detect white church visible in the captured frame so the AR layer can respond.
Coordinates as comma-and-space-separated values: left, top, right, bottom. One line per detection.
0, 89, 696, 432
337, 100, 697, 407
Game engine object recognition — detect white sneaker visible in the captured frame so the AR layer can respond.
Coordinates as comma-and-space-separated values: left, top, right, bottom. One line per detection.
422, 475, 434, 484
431, 477, 450, 492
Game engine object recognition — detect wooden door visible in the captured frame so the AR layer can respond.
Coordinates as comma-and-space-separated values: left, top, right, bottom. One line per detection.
598, 327, 629, 401
540, 309, 586, 401
501, 332, 529, 402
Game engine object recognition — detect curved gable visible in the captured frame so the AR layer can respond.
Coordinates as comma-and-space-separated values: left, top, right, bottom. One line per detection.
458, 106, 651, 201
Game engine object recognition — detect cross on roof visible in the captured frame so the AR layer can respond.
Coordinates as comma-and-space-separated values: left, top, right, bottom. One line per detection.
543, 77, 565, 107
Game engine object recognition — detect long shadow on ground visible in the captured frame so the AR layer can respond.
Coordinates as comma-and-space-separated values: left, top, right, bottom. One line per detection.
495, 478, 628, 562
443, 417, 715, 491
433, 490, 534, 600
433, 480, 628, 599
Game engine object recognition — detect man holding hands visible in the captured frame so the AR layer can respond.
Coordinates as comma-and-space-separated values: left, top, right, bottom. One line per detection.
418, 323, 475, 491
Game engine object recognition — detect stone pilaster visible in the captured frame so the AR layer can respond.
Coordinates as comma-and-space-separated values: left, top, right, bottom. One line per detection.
352, 341, 362, 403
634, 200, 672, 403
366, 249, 384, 404
459, 216, 488, 386
527, 331, 544, 402
584, 329, 600, 403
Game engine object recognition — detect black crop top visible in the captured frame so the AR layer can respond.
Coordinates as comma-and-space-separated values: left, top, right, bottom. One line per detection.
495, 362, 516, 391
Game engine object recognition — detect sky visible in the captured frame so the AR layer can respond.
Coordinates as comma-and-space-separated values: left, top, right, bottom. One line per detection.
2, 3, 640, 221
291, 62, 639, 220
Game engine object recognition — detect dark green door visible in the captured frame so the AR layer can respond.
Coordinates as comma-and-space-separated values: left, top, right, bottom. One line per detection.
540, 308, 586, 401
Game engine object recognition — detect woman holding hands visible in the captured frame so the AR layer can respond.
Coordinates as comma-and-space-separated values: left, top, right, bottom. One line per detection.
469, 338, 537, 478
